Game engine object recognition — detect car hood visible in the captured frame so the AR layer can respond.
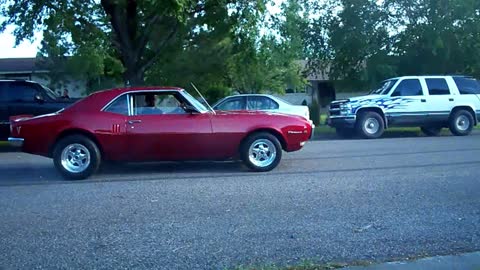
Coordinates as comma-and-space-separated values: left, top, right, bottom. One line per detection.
348, 94, 387, 103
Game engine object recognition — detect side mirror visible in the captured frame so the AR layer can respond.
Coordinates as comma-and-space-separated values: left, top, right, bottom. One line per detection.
34, 93, 45, 104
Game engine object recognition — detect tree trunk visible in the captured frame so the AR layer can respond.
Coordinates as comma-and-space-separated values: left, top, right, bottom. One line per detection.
124, 67, 145, 86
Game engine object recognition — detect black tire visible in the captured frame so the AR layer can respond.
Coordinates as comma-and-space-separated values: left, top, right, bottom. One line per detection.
335, 128, 355, 139
421, 126, 442, 136
240, 132, 282, 172
356, 111, 385, 139
53, 135, 101, 180
449, 110, 474, 136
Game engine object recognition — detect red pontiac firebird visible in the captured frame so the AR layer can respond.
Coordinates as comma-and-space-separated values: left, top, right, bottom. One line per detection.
8, 87, 313, 180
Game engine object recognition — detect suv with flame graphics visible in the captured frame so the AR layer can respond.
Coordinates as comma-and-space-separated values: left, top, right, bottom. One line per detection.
327, 75, 480, 139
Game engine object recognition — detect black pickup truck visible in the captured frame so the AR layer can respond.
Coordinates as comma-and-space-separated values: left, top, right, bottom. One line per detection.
0, 80, 78, 140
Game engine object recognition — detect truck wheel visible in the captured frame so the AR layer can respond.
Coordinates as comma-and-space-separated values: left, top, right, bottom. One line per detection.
240, 132, 282, 172
356, 111, 385, 139
335, 128, 355, 139
53, 135, 101, 180
421, 126, 442, 136
449, 110, 474, 136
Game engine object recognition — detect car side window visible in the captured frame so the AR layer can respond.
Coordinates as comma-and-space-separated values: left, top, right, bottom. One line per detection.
426, 78, 451, 95
247, 96, 279, 110
453, 77, 480, 95
6, 82, 39, 102
391, 79, 423, 96
132, 92, 186, 115
216, 97, 245, 110
104, 94, 129, 115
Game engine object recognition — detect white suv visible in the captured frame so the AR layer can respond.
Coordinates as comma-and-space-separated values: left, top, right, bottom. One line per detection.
327, 75, 480, 138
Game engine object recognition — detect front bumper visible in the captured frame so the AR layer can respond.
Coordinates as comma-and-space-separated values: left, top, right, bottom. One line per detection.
327, 116, 357, 129
8, 137, 24, 148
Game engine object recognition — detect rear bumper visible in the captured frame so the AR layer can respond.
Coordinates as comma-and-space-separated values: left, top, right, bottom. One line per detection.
327, 116, 356, 129
8, 137, 24, 148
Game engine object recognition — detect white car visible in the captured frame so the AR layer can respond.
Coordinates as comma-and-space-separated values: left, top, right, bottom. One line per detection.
327, 75, 480, 138
213, 94, 311, 121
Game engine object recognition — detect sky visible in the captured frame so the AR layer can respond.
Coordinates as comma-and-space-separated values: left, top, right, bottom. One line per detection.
0, 0, 284, 59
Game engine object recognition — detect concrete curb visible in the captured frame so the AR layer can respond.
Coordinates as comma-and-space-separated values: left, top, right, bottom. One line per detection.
343, 251, 480, 270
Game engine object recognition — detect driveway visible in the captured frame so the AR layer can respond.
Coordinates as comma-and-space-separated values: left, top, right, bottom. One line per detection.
0, 135, 479, 269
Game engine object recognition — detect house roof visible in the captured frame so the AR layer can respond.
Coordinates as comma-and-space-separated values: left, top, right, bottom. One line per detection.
0, 57, 49, 74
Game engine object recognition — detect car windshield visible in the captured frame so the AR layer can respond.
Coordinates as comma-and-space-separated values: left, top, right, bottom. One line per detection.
41, 84, 61, 100
369, 79, 398, 95
181, 90, 209, 113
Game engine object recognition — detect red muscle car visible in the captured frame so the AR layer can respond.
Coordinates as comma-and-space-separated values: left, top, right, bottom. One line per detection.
8, 87, 313, 180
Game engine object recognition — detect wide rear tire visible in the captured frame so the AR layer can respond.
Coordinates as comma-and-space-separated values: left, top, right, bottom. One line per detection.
449, 110, 474, 136
240, 132, 282, 172
53, 135, 101, 180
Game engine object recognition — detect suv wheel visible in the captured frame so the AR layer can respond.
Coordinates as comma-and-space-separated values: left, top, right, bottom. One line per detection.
421, 126, 442, 136
240, 132, 282, 172
53, 135, 101, 180
449, 110, 474, 136
356, 111, 385, 139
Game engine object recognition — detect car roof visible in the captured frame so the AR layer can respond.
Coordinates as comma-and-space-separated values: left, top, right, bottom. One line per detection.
386, 75, 473, 80
94, 86, 184, 96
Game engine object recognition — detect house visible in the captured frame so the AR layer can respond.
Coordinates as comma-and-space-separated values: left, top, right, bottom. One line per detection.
0, 57, 87, 98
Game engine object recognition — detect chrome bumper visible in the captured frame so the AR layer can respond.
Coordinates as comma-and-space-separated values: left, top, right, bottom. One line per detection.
8, 137, 24, 147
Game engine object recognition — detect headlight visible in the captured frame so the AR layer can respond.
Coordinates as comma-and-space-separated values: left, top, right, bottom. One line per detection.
339, 103, 352, 115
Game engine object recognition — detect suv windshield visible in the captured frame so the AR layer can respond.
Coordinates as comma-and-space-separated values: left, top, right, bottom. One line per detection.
41, 84, 61, 100
370, 79, 398, 95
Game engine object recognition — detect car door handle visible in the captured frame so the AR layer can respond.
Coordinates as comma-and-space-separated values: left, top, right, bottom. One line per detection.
127, 120, 142, 125
421, 99, 426, 102
449, 98, 454, 101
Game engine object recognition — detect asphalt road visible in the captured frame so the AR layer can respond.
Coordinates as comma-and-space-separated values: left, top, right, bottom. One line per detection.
0, 134, 480, 269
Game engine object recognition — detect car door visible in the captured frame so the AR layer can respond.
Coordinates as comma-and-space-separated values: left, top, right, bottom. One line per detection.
125, 91, 214, 161
386, 78, 428, 126
422, 77, 456, 123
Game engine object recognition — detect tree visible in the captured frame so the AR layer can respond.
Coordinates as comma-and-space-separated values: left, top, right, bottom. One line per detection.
386, 0, 480, 77
0, 0, 269, 86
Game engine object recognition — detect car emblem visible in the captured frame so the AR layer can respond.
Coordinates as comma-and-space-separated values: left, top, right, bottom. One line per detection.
16, 126, 21, 134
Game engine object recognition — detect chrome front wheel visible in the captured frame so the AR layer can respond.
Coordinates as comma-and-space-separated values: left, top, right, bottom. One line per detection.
248, 139, 277, 168
241, 132, 282, 172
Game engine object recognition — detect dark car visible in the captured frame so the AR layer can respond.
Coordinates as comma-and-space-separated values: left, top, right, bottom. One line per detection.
0, 80, 78, 139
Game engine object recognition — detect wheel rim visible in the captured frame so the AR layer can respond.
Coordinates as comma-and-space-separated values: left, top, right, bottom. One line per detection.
364, 117, 380, 134
60, 143, 91, 173
456, 115, 470, 131
248, 139, 277, 168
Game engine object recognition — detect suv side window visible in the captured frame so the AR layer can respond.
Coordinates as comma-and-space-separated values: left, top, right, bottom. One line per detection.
7, 82, 39, 102
453, 77, 480, 95
426, 78, 451, 95
391, 79, 423, 96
